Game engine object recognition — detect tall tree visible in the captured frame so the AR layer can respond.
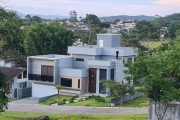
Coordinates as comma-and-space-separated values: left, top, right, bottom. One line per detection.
25, 22, 74, 55
124, 40, 180, 119
84, 14, 100, 26
0, 8, 25, 60
0, 71, 9, 113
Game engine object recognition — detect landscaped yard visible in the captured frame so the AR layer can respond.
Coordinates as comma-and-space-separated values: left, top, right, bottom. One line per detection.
141, 41, 168, 50
118, 96, 149, 108
39, 95, 149, 108
0, 111, 148, 120
39, 95, 73, 105
63, 96, 113, 107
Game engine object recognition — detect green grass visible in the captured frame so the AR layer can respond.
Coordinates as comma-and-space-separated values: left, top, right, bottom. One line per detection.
117, 96, 149, 108
39, 95, 73, 105
141, 41, 168, 50
63, 96, 113, 107
8, 98, 18, 102
0, 111, 148, 120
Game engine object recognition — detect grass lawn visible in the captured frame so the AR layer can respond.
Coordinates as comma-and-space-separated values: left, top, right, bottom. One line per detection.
8, 98, 18, 102
63, 96, 113, 107
39, 95, 73, 105
117, 96, 149, 108
141, 41, 168, 50
0, 111, 148, 120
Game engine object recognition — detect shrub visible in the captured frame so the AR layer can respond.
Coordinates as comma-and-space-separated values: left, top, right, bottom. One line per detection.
92, 95, 94, 97
86, 104, 90, 106
76, 95, 79, 98
58, 102, 61, 105
70, 99, 74, 103
89, 96, 92, 98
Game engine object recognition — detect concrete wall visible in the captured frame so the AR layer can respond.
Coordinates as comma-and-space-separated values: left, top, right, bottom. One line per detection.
54, 59, 59, 84
97, 34, 121, 48
72, 54, 93, 68
32, 83, 57, 97
17, 87, 32, 99
59, 68, 88, 78
110, 92, 143, 105
81, 77, 89, 95
59, 57, 73, 68
149, 101, 180, 120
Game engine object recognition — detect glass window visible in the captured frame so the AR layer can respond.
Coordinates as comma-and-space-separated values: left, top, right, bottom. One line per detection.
61, 78, 72, 87
18, 73, 22, 79
78, 79, 80, 88
76, 58, 84, 61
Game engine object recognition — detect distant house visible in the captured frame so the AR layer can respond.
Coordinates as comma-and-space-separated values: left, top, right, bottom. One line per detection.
0, 67, 32, 99
27, 34, 135, 99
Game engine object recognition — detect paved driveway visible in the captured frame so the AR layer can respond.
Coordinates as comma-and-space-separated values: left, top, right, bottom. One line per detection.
8, 97, 39, 105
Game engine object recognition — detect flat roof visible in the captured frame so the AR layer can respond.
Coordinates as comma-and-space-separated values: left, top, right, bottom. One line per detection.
28, 54, 72, 59
97, 34, 121, 36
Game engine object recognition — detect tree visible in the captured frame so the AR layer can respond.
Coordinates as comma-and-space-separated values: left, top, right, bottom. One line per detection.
0, 70, 9, 113
55, 85, 63, 98
84, 14, 100, 26
124, 40, 180, 120
0, 8, 25, 60
168, 22, 180, 39
25, 22, 74, 55
101, 80, 134, 105
69, 10, 78, 22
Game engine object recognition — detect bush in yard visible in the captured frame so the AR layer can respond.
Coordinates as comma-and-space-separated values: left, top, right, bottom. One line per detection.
70, 99, 74, 103
58, 102, 61, 105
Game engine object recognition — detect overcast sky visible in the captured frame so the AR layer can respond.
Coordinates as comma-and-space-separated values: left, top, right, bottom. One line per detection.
4, 0, 180, 17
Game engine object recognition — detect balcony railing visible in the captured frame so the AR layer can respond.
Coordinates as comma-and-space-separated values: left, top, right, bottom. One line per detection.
28, 74, 54, 82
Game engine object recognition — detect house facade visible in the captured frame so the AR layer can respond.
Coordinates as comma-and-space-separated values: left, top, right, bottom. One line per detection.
0, 67, 32, 99
27, 34, 135, 98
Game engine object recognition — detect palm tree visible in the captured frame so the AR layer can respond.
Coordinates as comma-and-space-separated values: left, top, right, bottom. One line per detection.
55, 85, 63, 98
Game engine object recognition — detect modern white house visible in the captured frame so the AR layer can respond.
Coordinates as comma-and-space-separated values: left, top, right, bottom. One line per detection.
27, 34, 135, 99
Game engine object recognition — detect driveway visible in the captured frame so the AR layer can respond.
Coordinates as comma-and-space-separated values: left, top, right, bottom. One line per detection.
8, 97, 39, 105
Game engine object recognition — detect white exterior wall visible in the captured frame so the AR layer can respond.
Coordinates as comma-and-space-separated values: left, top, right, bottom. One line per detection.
30, 59, 54, 74
32, 83, 57, 97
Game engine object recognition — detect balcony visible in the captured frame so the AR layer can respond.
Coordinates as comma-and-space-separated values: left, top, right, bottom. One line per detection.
28, 74, 54, 82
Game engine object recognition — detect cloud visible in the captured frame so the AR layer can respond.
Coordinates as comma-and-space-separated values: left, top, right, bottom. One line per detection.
154, 0, 180, 6
6, 0, 180, 17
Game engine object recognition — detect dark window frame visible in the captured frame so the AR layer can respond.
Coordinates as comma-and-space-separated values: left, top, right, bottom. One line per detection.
61, 78, 72, 87
76, 58, 84, 62
78, 79, 80, 88
41, 65, 54, 82
18, 73, 22, 79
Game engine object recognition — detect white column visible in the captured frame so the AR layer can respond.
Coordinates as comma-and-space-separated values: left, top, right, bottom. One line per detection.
96, 69, 100, 94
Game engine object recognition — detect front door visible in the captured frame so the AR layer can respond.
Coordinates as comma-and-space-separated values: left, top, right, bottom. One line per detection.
89, 68, 96, 93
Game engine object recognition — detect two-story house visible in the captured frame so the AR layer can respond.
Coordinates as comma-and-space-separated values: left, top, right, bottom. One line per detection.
27, 34, 135, 99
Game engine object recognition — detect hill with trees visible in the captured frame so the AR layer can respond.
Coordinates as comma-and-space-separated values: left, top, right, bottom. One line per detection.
100, 15, 156, 21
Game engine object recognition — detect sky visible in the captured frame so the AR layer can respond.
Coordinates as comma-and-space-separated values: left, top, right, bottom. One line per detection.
3, 0, 180, 17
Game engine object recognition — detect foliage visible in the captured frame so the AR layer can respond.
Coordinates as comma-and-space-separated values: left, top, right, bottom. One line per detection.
24, 14, 43, 25
55, 85, 63, 98
124, 40, 180, 103
0, 71, 9, 113
0, 8, 25, 60
168, 22, 180, 39
84, 14, 101, 26
25, 22, 74, 56
101, 80, 135, 104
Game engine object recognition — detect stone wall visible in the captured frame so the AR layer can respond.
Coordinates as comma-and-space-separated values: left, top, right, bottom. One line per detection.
149, 101, 180, 120
110, 92, 143, 105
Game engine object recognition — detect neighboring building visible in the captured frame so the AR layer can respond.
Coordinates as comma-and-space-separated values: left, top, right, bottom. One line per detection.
27, 34, 135, 98
0, 58, 27, 68
0, 67, 32, 99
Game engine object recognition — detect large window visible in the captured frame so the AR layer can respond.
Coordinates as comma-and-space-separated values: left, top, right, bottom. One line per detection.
61, 78, 72, 87
23, 70, 27, 78
78, 79, 80, 88
41, 65, 54, 82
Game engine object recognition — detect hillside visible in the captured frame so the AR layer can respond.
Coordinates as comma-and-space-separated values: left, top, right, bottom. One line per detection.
100, 15, 156, 21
